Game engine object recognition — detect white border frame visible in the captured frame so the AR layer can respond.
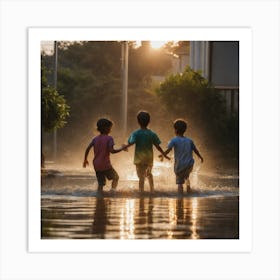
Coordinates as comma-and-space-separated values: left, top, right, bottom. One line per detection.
1, 0, 279, 279
28, 27, 252, 253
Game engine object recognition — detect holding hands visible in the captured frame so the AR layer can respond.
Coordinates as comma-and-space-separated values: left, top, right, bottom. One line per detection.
158, 153, 171, 162
121, 144, 129, 152
83, 160, 89, 168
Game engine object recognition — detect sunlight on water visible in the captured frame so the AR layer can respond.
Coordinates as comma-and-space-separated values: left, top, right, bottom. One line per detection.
41, 195, 239, 239
190, 198, 199, 239
118, 197, 201, 239
167, 199, 177, 239
41, 163, 239, 239
125, 160, 173, 181
120, 199, 135, 239
42, 161, 239, 197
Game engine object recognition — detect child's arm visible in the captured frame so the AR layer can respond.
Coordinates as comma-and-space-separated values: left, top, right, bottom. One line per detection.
154, 144, 171, 160
193, 146, 204, 163
110, 143, 131, 154
158, 147, 172, 161
83, 143, 93, 167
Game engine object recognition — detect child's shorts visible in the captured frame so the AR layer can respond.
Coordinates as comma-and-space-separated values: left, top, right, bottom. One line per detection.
175, 165, 193, 184
136, 164, 153, 178
95, 168, 119, 187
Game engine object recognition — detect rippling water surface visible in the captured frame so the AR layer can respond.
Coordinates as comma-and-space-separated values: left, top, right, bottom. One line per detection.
41, 163, 239, 239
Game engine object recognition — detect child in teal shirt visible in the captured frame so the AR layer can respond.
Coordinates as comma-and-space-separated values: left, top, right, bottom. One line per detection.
127, 111, 170, 192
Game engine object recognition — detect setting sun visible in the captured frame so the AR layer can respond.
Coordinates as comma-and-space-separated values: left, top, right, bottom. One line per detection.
135, 40, 167, 49
150, 41, 167, 49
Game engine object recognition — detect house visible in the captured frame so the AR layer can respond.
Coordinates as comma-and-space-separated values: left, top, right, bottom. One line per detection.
189, 41, 239, 114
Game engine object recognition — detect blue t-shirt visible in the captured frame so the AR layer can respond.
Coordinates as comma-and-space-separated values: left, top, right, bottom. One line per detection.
167, 136, 195, 173
128, 129, 161, 165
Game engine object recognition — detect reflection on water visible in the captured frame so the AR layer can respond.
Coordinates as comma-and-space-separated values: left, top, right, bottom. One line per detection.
92, 198, 107, 238
190, 198, 199, 239
167, 199, 176, 239
41, 195, 239, 239
120, 199, 135, 239
41, 164, 239, 239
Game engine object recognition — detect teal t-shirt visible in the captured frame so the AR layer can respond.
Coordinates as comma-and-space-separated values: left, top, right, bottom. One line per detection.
128, 129, 161, 165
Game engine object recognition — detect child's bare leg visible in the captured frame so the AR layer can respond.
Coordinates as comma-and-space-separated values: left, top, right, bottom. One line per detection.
96, 172, 104, 192
178, 184, 183, 194
111, 176, 119, 189
136, 165, 145, 192
186, 178, 191, 193
110, 169, 119, 190
147, 173, 154, 192
185, 166, 193, 193
139, 176, 145, 192
146, 166, 154, 192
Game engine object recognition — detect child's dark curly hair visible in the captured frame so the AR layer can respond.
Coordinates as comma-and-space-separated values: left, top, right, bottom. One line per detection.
97, 118, 113, 133
137, 111, 150, 127
173, 119, 187, 134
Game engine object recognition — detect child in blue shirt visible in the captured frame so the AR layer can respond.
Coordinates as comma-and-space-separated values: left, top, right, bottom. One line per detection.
160, 119, 203, 194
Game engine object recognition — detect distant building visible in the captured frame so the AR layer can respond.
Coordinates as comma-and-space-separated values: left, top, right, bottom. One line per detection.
169, 41, 239, 114
169, 41, 190, 74
189, 41, 239, 114
150, 41, 239, 114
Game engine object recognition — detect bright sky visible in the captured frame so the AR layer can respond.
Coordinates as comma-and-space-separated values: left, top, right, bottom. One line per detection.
135, 41, 167, 49
150, 41, 167, 49
41, 40, 169, 55
41, 41, 54, 55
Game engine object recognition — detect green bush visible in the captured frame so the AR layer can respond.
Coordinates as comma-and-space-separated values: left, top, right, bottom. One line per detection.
41, 65, 70, 132
156, 66, 239, 156
41, 87, 70, 132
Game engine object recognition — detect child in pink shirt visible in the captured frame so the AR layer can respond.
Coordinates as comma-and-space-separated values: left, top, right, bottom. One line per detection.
83, 118, 127, 191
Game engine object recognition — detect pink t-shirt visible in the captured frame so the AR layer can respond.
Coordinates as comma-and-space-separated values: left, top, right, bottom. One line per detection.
90, 135, 114, 171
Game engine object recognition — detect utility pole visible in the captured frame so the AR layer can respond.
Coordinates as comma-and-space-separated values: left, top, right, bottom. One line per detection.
121, 41, 128, 137
53, 41, 58, 161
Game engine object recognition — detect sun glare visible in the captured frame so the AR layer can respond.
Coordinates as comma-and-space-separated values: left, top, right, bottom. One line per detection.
135, 41, 167, 49
150, 41, 166, 49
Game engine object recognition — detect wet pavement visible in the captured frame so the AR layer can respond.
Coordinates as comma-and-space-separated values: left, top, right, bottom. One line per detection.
41, 165, 239, 239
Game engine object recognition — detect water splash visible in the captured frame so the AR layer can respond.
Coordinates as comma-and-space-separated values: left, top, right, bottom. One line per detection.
41, 162, 239, 198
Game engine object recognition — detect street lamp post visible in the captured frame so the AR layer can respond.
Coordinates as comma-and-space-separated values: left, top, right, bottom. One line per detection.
121, 41, 128, 137
53, 41, 58, 161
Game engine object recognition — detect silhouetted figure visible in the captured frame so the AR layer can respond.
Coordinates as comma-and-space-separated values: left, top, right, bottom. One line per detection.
92, 198, 107, 238
160, 119, 203, 194
83, 118, 128, 191
126, 111, 170, 192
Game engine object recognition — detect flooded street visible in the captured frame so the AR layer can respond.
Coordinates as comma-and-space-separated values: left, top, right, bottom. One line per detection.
41, 163, 239, 239
42, 195, 238, 239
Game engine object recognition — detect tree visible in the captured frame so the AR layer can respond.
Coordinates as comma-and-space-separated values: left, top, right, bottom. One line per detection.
163, 41, 190, 56
41, 66, 70, 132
128, 42, 172, 84
40, 41, 173, 161
156, 66, 239, 158
41, 87, 70, 131
41, 66, 69, 167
